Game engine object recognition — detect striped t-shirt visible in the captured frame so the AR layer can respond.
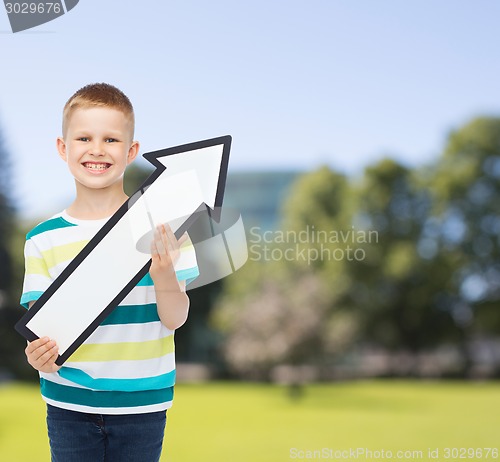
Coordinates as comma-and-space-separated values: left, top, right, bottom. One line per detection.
20, 210, 199, 415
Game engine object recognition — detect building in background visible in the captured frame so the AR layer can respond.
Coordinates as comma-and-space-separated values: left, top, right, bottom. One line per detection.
223, 171, 299, 232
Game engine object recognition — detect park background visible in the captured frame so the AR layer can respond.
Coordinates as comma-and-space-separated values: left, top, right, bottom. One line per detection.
1, 1, 500, 460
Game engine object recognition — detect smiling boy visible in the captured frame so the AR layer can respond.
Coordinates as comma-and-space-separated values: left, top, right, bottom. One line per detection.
20, 83, 198, 461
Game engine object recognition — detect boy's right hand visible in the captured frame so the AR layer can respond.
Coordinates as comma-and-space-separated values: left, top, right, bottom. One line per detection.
25, 337, 61, 373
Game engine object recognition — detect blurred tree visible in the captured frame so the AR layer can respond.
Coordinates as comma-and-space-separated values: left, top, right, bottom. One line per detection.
213, 263, 331, 380
0, 127, 31, 380
212, 160, 469, 379
212, 167, 357, 379
123, 162, 153, 197
428, 117, 500, 373
340, 159, 458, 361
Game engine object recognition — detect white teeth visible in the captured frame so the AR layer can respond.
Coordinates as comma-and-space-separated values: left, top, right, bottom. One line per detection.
85, 163, 109, 170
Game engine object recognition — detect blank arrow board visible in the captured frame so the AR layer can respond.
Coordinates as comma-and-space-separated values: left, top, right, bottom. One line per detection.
26, 171, 202, 356
16, 135, 232, 365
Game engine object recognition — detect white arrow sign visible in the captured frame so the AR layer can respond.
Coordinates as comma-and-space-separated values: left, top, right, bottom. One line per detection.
15, 136, 232, 365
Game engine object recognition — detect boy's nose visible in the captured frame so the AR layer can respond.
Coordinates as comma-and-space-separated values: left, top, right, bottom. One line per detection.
88, 142, 105, 156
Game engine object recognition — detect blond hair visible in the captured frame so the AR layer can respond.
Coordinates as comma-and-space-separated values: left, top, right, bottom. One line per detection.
62, 83, 135, 138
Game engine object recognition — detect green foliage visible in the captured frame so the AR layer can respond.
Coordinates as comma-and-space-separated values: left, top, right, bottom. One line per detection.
0, 128, 13, 289
0, 132, 13, 240
341, 158, 459, 351
123, 162, 154, 196
428, 117, 500, 337
280, 166, 353, 286
434, 117, 500, 202
282, 166, 350, 231
0, 128, 32, 380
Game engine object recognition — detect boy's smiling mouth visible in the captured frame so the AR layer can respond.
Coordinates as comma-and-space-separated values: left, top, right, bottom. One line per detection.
82, 162, 112, 173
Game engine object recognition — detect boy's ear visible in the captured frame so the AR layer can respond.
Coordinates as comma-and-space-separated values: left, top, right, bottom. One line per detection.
56, 137, 67, 162
127, 141, 140, 165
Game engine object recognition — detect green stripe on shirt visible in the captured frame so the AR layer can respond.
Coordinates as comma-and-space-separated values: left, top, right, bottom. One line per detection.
101, 303, 160, 325
41, 378, 173, 408
58, 367, 176, 391
27, 217, 76, 239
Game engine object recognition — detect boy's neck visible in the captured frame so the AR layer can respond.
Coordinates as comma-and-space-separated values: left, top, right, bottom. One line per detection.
66, 184, 128, 220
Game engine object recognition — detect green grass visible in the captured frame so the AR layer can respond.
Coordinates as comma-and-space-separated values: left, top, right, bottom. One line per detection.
1, 381, 499, 461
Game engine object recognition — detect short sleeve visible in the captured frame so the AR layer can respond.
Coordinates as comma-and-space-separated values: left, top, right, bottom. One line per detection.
20, 237, 52, 309
174, 234, 199, 286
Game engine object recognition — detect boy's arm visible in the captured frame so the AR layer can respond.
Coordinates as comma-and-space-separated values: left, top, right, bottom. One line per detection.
150, 224, 190, 330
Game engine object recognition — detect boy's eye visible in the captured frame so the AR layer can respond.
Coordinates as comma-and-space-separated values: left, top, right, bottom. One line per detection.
78, 137, 90, 142
105, 138, 118, 143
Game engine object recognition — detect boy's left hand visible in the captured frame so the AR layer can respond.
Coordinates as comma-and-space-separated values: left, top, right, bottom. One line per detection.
149, 224, 188, 290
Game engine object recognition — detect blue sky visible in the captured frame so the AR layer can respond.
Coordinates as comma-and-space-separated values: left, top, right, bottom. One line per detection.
1, 1, 500, 218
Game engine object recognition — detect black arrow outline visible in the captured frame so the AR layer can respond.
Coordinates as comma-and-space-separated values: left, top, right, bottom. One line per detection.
15, 135, 231, 365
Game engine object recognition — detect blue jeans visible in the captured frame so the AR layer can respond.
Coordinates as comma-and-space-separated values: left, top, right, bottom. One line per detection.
46, 404, 167, 462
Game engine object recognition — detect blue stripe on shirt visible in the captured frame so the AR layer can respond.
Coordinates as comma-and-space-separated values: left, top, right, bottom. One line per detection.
41, 378, 174, 408
20, 290, 44, 309
58, 367, 176, 392
26, 217, 76, 240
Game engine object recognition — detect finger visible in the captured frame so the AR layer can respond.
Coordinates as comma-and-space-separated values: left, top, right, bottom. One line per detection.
25, 336, 50, 355
151, 229, 160, 255
26, 337, 52, 359
158, 225, 173, 253
164, 224, 182, 252
161, 224, 175, 252
32, 340, 57, 363
36, 344, 59, 367
34, 340, 59, 364
154, 226, 167, 255
39, 354, 60, 373
151, 239, 160, 263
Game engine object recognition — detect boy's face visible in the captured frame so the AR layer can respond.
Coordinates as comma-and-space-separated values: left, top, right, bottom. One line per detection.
57, 107, 139, 192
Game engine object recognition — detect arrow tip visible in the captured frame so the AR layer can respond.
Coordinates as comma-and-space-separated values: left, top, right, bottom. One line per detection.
142, 135, 232, 220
